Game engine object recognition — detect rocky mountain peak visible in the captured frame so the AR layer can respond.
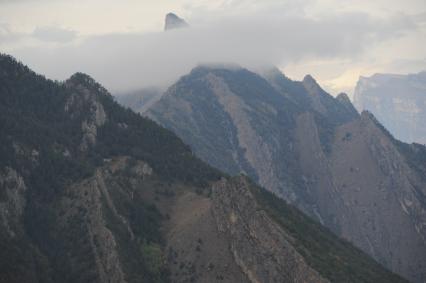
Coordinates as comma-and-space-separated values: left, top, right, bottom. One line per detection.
164, 13, 188, 31
259, 66, 291, 84
360, 110, 381, 126
336, 92, 359, 116
336, 92, 350, 103
0, 53, 17, 68
303, 74, 319, 87
66, 72, 110, 98
360, 110, 374, 119
64, 72, 108, 151
67, 72, 97, 86
0, 53, 35, 79
302, 74, 324, 98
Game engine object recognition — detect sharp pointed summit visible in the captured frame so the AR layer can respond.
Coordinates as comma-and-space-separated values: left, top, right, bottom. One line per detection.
164, 12, 188, 31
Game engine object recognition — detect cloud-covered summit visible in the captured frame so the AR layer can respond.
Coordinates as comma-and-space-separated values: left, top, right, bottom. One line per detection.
1, 0, 424, 94
165, 13, 188, 31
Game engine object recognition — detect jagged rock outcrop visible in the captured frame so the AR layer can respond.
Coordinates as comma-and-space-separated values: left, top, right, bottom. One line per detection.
303, 74, 329, 115
147, 66, 426, 282
336, 92, 358, 116
0, 168, 27, 238
164, 13, 188, 31
212, 178, 329, 283
353, 71, 426, 144
65, 73, 107, 151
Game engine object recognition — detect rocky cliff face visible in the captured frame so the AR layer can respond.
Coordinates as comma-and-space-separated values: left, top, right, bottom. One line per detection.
353, 71, 426, 144
65, 73, 107, 151
329, 112, 426, 280
211, 178, 329, 283
147, 66, 426, 282
294, 110, 426, 282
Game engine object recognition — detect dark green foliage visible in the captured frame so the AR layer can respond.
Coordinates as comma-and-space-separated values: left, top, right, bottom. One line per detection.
101, 186, 169, 283
0, 55, 93, 191
0, 54, 220, 282
0, 54, 222, 192
0, 54, 222, 190
248, 180, 408, 283
94, 98, 223, 186
0, 54, 102, 281
0, 231, 53, 283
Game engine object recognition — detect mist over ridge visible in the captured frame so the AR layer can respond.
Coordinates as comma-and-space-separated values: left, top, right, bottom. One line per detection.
7, 9, 418, 93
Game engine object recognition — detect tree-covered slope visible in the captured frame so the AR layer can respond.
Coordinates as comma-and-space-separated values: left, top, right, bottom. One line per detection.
0, 54, 221, 283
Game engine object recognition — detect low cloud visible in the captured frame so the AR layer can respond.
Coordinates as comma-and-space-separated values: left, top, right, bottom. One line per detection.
32, 26, 76, 43
9, 9, 419, 93
0, 23, 22, 43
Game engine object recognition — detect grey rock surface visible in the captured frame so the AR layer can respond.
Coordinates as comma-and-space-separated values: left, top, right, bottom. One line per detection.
212, 177, 329, 283
147, 66, 426, 282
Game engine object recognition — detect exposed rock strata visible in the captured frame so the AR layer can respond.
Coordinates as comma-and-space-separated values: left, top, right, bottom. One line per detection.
212, 178, 329, 283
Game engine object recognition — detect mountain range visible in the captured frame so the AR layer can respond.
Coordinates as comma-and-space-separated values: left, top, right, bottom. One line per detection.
146, 66, 426, 283
0, 53, 413, 282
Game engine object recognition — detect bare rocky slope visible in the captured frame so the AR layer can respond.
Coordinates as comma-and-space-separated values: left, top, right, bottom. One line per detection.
0, 54, 408, 282
147, 66, 426, 282
353, 71, 426, 144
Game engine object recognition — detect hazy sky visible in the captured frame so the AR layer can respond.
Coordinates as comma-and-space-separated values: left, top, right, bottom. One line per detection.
1, 0, 425, 95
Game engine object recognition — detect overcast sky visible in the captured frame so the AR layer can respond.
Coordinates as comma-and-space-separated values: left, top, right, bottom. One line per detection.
1, 0, 425, 96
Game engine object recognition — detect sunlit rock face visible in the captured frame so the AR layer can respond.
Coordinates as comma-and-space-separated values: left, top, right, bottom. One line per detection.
164, 13, 188, 31
353, 71, 426, 145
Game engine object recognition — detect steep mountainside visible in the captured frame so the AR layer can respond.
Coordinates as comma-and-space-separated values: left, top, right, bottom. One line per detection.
147, 66, 426, 282
0, 54, 407, 283
353, 71, 426, 144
